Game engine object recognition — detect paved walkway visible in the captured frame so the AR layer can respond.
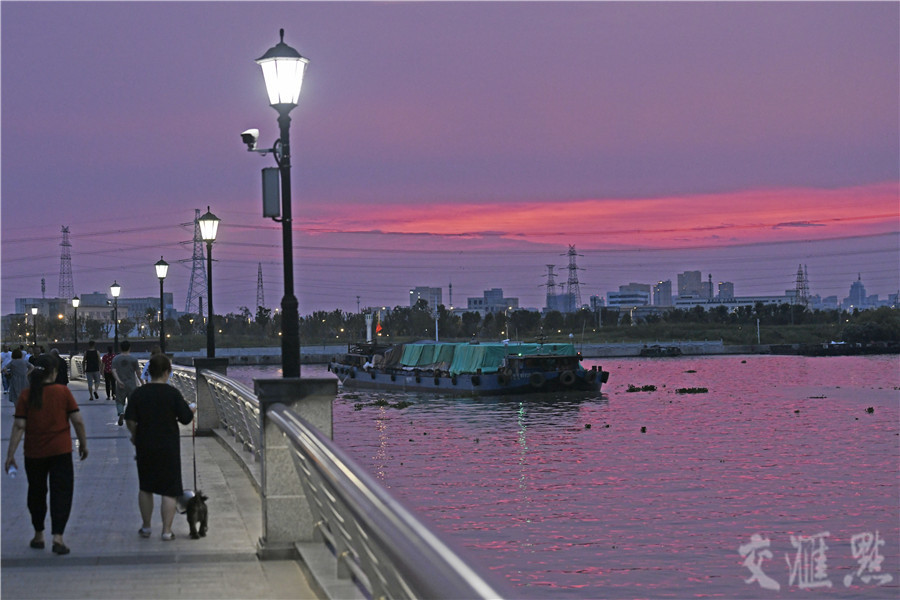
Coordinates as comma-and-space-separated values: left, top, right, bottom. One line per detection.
1, 380, 319, 599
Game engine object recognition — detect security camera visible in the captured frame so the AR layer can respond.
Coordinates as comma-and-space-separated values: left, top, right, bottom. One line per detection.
241, 128, 260, 151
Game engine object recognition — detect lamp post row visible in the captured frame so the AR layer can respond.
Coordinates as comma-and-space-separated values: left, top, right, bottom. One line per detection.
52, 31, 301, 367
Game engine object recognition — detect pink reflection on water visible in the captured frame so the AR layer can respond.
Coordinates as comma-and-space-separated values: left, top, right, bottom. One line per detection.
237, 356, 900, 598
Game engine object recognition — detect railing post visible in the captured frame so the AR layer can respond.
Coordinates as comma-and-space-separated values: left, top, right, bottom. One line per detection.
192, 357, 229, 434
255, 376, 336, 560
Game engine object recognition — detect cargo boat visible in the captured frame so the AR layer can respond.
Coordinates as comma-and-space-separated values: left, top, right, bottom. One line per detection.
328, 340, 608, 395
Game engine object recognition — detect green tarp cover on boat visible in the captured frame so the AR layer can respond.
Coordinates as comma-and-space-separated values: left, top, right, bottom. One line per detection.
395, 342, 577, 375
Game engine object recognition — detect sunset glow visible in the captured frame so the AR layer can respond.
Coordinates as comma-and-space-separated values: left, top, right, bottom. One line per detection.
305, 182, 899, 249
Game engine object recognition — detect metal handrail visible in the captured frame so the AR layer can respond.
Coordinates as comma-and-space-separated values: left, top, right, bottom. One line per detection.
269, 404, 506, 600
201, 369, 261, 457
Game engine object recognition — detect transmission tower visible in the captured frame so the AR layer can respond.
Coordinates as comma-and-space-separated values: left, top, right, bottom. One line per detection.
58, 226, 75, 299
563, 245, 584, 312
543, 264, 559, 311
795, 264, 810, 306
185, 209, 208, 314
256, 263, 265, 310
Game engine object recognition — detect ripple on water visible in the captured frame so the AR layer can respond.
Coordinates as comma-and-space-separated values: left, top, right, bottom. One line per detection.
229, 355, 900, 599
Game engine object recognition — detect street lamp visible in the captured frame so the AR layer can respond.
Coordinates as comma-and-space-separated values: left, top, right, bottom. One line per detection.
155, 257, 169, 353
110, 281, 121, 353
30, 306, 38, 347
198, 207, 220, 358
250, 29, 309, 378
72, 296, 80, 353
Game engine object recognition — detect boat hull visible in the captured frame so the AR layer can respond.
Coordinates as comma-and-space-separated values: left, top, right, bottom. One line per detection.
329, 363, 606, 396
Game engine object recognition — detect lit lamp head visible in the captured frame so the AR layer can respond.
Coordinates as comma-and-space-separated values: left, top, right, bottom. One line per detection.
72, 296, 80, 309
198, 207, 220, 243
155, 256, 169, 280
256, 29, 309, 113
110, 281, 121, 299
31, 306, 38, 316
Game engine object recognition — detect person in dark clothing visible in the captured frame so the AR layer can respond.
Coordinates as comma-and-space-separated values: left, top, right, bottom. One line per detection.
101, 346, 116, 401
83, 341, 102, 400
49, 349, 68, 386
125, 353, 195, 540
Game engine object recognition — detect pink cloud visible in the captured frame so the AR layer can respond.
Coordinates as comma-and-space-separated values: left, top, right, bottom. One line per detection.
302, 182, 898, 249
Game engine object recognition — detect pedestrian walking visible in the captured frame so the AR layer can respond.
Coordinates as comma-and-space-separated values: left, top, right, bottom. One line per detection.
125, 353, 195, 540
101, 346, 116, 401
111, 340, 141, 426
4, 354, 89, 555
83, 341, 102, 400
4, 349, 33, 404
1, 345, 12, 395
49, 349, 69, 386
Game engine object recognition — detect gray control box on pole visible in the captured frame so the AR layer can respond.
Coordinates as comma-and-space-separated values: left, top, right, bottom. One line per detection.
262, 167, 280, 218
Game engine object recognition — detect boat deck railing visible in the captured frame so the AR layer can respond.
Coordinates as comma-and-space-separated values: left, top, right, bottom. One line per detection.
70, 354, 506, 599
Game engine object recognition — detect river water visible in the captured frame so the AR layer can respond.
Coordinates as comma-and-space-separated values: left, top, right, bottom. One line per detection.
229, 355, 899, 599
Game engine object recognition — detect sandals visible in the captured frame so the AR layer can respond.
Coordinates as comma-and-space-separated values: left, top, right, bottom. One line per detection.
138, 527, 151, 538
52, 542, 70, 555
161, 532, 175, 541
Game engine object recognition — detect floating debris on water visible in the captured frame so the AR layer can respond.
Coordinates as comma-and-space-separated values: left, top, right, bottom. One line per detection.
676, 387, 709, 394
866, 407, 875, 413
640, 426, 647, 433
685, 370, 697, 373
627, 384, 657, 392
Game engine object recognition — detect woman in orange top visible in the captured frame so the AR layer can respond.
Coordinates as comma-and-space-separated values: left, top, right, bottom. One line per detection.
4, 354, 88, 555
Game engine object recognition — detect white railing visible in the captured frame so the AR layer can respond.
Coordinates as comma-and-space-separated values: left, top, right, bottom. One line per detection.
186, 366, 507, 599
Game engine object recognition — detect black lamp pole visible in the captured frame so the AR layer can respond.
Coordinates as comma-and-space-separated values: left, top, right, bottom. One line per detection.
198, 209, 220, 359
72, 297, 80, 353
254, 29, 308, 379
110, 281, 121, 353
155, 257, 169, 353
206, 242, 215, 358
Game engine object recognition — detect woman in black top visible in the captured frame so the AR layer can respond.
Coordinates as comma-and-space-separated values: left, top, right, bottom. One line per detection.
124, 354, 194, 540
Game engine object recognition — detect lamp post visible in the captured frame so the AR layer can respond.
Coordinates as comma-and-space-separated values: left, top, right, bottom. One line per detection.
155, 257, 169, 353
72, 296, 80, 353
30, 306, 38, 347
254, 29, 309, 378
110, 281, 121, 353
198, 208, 220, 358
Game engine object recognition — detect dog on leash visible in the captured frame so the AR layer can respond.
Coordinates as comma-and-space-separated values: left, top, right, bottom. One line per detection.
185, 492, 209, 539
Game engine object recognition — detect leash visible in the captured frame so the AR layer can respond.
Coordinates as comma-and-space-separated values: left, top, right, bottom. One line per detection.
192, 417, 198, 491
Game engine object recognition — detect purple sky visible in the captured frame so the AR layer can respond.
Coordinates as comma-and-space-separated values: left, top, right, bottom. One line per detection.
2, 2, 898, 317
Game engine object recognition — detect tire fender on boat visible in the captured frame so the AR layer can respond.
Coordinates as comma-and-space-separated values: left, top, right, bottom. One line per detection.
585, 369, 597, 383
560, 370, 576, 386
497, 372, 510, 386
371, 370, 377, 379
434, 376, 440, 385
529, 372, 546, 389
349, 368, 356, 379
601, 370, 610, 383
472, 375, 481, 386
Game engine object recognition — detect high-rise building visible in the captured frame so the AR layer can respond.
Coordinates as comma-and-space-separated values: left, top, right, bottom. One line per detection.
717, 282, 734, 300
845, 274, 867, 309
409, 286, 442, 309
677, 271, 703, 298
653, 280, 673, 306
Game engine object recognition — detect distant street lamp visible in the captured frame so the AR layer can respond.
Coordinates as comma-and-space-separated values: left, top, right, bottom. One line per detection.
110, 281, 121, 353
155, 257, 169, 353
30, 306, 38, 347
248, 28, 310, 378
198, 207, 220, 358
72, 296, 80, 353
